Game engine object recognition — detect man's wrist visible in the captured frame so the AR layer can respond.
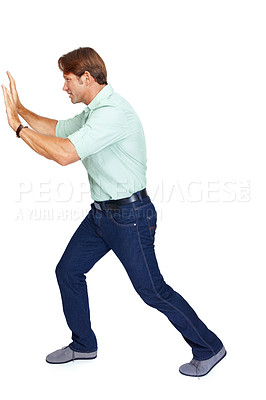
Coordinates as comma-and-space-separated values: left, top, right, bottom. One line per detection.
17, 102, 24, 116
12, 120, 21, 131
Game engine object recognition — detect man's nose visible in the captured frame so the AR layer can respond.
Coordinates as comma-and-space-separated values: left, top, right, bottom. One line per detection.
63, 82, 68, 91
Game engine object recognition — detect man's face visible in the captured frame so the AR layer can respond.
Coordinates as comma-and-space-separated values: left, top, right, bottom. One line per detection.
62, 72, 86, 104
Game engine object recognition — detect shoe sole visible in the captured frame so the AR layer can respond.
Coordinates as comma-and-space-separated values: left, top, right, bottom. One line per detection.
179, 350, 227, 377
46, 355, 97, 365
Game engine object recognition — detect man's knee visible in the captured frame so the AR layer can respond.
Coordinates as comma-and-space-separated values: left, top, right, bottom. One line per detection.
55, 260, 64, 282
137, 283, 174, 307
55, 256, 88, 288
55, 257, 71, 285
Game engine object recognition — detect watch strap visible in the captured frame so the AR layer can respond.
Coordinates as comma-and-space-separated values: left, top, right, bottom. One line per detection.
16, 124, 28, 138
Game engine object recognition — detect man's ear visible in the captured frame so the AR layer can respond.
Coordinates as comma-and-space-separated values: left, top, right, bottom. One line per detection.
83, 71, 94, 85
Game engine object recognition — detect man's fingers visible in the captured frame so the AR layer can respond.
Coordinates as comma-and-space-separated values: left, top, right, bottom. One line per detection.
2, 85, 13, 107
2, 85, 10, 110
2, 84, 7, 99
7, 71, 13, 82
6, 71, 17, 95
2, 85, 9, 105
2, 84, 11, 98
6, 71, 12, 90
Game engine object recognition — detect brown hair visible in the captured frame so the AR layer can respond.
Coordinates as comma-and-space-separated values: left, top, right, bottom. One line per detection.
58, 47, 108, 85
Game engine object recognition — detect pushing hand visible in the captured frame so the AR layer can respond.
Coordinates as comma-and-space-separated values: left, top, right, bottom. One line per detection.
6, 71, 22, 111
2, 82, 21, 131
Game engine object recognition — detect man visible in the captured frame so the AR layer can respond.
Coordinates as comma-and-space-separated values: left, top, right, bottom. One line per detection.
2, 47, 226, 377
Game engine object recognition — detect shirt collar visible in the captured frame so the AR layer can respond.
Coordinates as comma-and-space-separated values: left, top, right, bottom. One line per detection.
87, 84, 114, 110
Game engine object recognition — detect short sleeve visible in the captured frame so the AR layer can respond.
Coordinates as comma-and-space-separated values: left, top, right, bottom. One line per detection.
67, 106, 129, 160
55, 110, 86, 139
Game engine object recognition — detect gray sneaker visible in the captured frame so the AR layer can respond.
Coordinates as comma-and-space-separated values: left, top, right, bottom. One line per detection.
46, 346, 97, 364
179, 346, 226, 377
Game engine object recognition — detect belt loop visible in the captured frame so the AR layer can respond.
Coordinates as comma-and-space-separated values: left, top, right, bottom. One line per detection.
101, 201, 108, 212
137, 190, 143, 202
94, 202, 103, 211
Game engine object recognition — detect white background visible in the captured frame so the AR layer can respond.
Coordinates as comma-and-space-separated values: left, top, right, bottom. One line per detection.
0, 0, 265, 398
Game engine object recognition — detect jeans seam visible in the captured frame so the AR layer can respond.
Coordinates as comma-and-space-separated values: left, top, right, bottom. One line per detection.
132, 207, 216, 357
146, 217, 157, 237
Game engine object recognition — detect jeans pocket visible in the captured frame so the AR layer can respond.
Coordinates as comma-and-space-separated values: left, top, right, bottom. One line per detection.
108, 208, 136, 227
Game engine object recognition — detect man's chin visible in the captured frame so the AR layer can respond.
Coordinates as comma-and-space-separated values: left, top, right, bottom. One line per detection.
70, 97, 80, 104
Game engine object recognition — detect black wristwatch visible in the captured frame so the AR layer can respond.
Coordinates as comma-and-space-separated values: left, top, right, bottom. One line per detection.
16, 124, 28, 138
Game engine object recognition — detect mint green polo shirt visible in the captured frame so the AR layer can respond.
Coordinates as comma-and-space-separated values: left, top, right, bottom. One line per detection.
56, 84, 147, 201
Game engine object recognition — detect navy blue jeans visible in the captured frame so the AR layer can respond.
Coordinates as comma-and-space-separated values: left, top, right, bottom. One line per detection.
56, 193, 223, 360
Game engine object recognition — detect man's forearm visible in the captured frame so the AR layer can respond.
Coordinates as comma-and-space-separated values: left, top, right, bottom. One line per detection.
18, 104, 58, 136
20, 127, 71, 164
19, 127, 80, 165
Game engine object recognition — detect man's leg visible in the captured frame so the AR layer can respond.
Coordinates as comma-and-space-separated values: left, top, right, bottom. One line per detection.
101, 197, 224, 365
55, 208, 110, 353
